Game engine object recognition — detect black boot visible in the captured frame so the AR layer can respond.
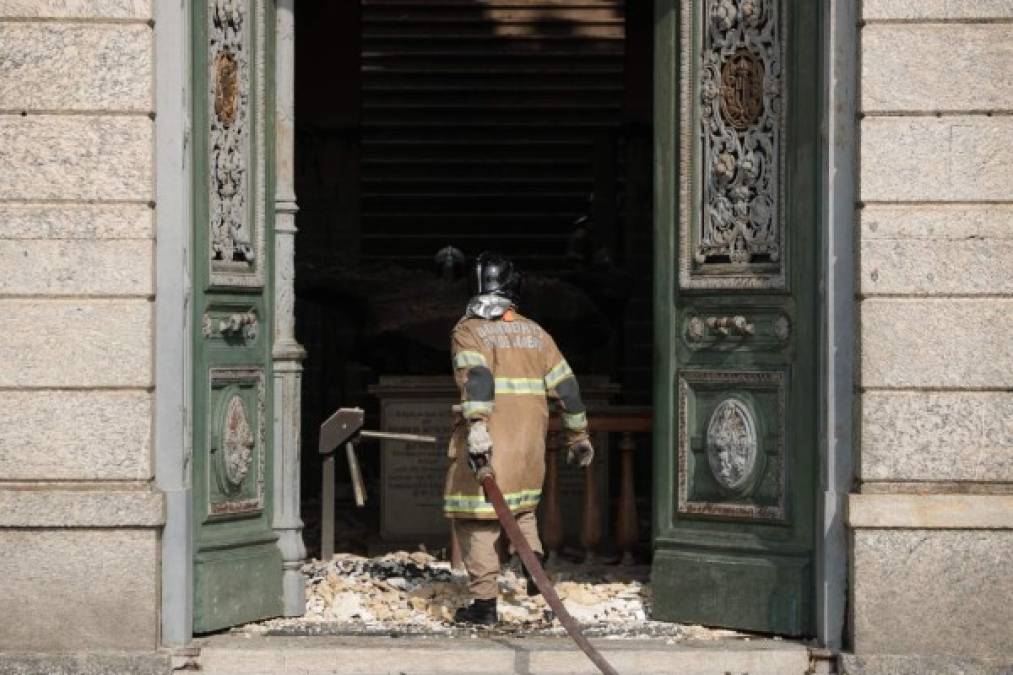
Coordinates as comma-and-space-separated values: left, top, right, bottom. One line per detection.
453, 598, 497, 626
522, 553, 545, 597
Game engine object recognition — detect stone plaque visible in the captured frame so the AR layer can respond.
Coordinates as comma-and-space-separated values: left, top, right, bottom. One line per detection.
371, 376, 617, 546
379, 394, 455, 541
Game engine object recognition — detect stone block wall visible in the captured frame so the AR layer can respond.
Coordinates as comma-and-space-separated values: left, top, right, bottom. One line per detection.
851, 0, 1013, 667
0, 1, 162, 651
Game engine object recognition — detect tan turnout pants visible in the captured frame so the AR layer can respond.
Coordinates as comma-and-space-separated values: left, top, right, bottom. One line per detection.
453, 511, 543, 600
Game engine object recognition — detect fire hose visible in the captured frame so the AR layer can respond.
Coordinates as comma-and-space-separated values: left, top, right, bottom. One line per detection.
320, 407, 620, 675
475, 459, 620, 675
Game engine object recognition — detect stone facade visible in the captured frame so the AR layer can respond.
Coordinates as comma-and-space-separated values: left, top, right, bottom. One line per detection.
0, 0, 1009, 671
851, 0, 1013, 669
0, 0, 160, 652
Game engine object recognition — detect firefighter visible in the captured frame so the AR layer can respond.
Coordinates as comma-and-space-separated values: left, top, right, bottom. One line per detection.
445, 252, 594, 625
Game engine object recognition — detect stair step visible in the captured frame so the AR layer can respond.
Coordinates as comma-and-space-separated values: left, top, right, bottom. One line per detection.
197, 634, 813, 675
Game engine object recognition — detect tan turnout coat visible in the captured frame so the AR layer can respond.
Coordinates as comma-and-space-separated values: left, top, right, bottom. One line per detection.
443, 311, 589, 520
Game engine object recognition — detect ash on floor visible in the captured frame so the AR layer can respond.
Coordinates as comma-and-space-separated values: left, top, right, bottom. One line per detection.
242, 552, 744, 640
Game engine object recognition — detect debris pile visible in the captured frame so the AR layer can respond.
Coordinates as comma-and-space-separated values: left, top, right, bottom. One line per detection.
303, 552, 467, 626
247, 551, 744, 640
261, 551, 663, 633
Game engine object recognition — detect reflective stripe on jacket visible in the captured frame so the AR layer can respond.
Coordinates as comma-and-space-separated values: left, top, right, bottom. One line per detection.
443, 312, 589, 520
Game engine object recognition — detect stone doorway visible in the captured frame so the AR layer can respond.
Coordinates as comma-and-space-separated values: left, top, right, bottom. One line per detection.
157, 0, 848, 650
291, 0, 656, 569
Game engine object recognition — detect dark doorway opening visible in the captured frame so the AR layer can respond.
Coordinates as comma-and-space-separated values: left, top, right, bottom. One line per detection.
294, 0, 654, 564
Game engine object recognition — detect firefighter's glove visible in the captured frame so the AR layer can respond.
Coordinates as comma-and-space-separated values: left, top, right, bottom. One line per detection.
566, 439, 595, 468
467, 420, 493, 477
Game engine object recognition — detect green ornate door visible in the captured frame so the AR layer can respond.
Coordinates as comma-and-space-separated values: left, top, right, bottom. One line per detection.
191, 0, 282, 633
651, 0, 820, 636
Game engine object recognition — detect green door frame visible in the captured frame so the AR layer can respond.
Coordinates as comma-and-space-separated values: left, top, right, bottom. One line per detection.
154, 0, 195, 646
816, 0, 858, 650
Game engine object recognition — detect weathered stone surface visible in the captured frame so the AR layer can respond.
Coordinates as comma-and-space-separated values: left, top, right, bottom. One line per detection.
839, 653, 1011, 675
861, 117, 1013, 202
0, 653, 171, 675
0, 485, 163, 527
861, 391, 1013, 482
0, 203, 153, 239
0, 0, 150, 19
863, 25, 1013, 112
0, 299, 152, 387
0, 116, 152, 201
0, 240, 152, 296
861, 238, 1013, 296
863, 0, 1013, 20
0, 24, 151, 112
0, 529, 159, 650
852, 530, 1013, 660
848, 494, 1013, 529
862, 204, 1013, 241
0, 390, 151, 480
0, 239, 152, 296
861, 204, 1013, 295
198, 634, 811, 675
861, 299, 1013, 389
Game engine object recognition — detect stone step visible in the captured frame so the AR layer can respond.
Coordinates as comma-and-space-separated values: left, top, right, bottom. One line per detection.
196, 634, 813, 675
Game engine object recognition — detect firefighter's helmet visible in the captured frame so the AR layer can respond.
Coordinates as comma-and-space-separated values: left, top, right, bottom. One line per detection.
472, 252, 521, 303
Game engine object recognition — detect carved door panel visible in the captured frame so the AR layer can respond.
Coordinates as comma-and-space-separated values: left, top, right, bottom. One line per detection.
651, 0, 819, 635
192, 0, 282, 633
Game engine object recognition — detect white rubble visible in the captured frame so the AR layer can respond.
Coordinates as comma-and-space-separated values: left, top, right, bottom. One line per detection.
246, 551, 743, 640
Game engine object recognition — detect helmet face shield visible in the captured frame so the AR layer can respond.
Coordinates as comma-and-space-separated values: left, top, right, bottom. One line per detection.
473, 252, 521, 303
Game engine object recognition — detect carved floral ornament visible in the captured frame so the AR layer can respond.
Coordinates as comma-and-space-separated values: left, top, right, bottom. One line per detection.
693, 0, 784, 282
705, 398, 758, 491
202, 310, 259, 340
210, 387, 259, 509
209, 368, 266, 515
209, 0, 256, 270
677, 371, 785, 520
221, 394, 255, 489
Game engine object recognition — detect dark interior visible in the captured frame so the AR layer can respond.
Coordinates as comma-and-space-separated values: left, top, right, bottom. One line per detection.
294, 0, 654, 560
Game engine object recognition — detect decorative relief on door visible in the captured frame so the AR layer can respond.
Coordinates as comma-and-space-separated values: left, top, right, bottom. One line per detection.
705, 398, 757, 490
208, 367, 266, 516
680, 0, 786, 289
677, 370, 786, 520
202, 308, 259, 342
207, 0, 266, 288
220, 394, 254, 488
772, 313, 791, 341
681, 308, 790, 352
720, 48, 764, 130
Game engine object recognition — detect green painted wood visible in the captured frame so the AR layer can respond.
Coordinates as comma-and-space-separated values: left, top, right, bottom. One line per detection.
191, 0, 282, 634
651, 0, 822, 637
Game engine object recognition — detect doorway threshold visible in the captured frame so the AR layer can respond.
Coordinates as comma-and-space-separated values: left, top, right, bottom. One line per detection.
196, 633, 814, 675
200, 551, 821, 673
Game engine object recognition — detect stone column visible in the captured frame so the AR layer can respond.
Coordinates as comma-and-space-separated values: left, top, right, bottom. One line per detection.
272, 0, 307, 617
